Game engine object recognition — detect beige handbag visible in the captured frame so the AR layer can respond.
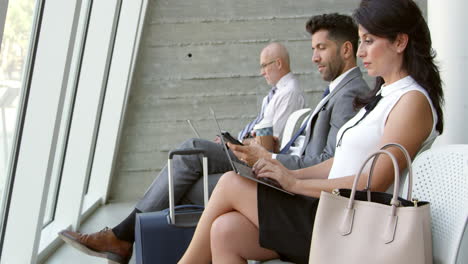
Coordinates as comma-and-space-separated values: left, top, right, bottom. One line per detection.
309, 144, 433, 264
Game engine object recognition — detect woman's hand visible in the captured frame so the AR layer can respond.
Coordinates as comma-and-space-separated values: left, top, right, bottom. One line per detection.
252, 158, 298, 192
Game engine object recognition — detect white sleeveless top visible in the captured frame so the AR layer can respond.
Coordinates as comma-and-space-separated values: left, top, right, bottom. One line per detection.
328, 76, 439, 179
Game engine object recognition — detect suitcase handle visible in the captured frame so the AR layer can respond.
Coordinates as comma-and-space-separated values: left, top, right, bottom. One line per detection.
173, 204, 204, 211
168, 148, 208, 225
169, 148, 207, 159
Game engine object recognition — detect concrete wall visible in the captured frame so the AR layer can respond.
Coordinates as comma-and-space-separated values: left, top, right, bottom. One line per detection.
108, 0, 425, 202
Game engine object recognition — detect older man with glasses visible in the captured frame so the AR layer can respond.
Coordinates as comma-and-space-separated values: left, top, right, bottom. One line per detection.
238, 42, 305, 141
58, 42, 305, 264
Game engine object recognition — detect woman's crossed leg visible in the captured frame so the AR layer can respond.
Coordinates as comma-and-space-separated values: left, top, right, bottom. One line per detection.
179, 171, 280, 263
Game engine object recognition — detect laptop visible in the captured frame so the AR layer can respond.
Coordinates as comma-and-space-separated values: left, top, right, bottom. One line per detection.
210, 107, 294, 196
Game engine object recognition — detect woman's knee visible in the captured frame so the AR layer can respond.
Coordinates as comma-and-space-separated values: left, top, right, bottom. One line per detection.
218, 171, 249, 188
215, 171, 245, 194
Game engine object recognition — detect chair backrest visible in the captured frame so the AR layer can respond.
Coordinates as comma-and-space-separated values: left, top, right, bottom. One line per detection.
411, 144, 468, 264
280, 108, 311, 149
396, 136, 437, 198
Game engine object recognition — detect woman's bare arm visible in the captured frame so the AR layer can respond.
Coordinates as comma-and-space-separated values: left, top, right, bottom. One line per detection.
254, 91, 434, 197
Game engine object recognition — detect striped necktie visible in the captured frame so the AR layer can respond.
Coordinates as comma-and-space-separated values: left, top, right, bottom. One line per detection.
238, 86, 277, 140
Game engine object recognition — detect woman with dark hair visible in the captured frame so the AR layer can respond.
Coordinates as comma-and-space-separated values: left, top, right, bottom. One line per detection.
179, 1, 444, 263
353, 0, 444, 132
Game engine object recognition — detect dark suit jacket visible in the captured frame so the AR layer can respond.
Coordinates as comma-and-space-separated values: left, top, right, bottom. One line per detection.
276, 67, 369, 169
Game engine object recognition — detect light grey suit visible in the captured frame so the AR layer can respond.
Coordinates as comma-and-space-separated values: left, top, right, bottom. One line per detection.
136, 138, 239, 212
277, 67, 369, 169
136, 67, 368, 211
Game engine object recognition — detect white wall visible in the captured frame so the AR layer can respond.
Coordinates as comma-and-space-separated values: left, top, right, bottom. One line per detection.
429, 0, 468, 145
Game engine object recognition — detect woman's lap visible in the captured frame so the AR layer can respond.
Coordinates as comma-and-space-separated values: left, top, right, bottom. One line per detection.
257, 184, 320, 264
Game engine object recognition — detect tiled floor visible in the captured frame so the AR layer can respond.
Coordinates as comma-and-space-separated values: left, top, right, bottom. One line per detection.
44, 202, 136, 264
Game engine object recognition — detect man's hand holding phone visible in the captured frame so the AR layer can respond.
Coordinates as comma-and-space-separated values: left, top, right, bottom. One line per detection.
221, 132, 243, 146
228, 141, 272, 167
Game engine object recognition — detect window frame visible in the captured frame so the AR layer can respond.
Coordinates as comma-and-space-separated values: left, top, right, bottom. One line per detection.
0, 0, 149, 262
0, 0, 44, 258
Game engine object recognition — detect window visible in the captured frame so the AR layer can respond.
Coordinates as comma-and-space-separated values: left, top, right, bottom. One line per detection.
40, 0, 92, 228
0, 0, 37, 243
0, 0, 148, 261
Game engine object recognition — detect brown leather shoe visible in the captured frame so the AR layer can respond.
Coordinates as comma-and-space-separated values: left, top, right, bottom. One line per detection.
59, 227, 132, 264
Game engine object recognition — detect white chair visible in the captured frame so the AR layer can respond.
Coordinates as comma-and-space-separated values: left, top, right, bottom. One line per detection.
280, 108, 311, 149
411, 144, 468, 264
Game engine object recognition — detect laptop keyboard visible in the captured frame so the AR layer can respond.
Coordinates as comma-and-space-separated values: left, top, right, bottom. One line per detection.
233, 161, 283, 189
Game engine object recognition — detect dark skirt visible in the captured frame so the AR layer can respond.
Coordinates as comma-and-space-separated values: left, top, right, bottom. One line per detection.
257, 183, 320, 264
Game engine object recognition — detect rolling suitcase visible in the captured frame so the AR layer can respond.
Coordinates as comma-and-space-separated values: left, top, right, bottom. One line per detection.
135, 148, 209, 264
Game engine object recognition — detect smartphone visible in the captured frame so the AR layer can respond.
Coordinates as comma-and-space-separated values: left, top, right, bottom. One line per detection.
222, 131, 244, 146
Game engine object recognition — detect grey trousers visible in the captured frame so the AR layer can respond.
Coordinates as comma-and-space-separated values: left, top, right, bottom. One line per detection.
135, 138, 240, 212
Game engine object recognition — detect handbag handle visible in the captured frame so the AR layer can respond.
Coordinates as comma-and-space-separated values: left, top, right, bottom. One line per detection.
341, 149, 403, 243
366, 143, 413, 201
348, 149, 402, 211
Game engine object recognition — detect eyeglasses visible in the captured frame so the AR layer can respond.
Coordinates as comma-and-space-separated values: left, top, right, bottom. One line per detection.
260, 59, 277, 69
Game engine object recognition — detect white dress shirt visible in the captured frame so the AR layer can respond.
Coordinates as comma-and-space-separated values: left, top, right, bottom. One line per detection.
256, 72, 305, 139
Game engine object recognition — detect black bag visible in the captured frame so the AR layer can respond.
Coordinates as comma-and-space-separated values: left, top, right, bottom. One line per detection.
134, 148, 208, 264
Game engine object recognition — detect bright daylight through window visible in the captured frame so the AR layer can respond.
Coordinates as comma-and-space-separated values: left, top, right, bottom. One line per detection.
0, 0, 36, 227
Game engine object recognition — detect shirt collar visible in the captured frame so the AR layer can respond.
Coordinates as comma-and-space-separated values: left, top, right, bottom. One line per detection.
328, 67, 357, 93
275, 72, 294, 91
380, 75, 415, 97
